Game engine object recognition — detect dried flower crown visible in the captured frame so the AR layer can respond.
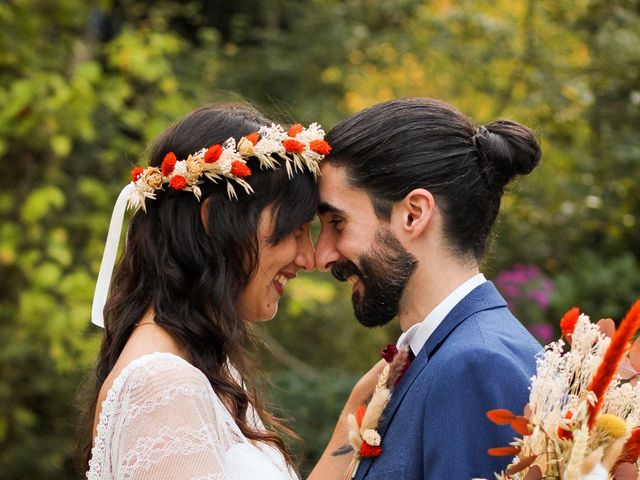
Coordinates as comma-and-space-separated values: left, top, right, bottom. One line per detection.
91, 121, 330, 328
128, 122, 331, 211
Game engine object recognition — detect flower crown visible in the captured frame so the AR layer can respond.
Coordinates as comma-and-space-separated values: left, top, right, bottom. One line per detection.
128, 122, 331, 211
90, 121, 330, 328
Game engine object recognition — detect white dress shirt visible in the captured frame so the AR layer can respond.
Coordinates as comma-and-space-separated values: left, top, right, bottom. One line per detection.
397, 273, 487, 356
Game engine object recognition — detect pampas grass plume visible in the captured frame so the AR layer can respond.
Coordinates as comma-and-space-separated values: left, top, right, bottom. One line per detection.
361, 388, 391, 432
587, 300, 640, 429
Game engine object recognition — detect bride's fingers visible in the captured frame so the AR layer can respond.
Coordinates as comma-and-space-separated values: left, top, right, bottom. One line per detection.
351, 359, 387, 404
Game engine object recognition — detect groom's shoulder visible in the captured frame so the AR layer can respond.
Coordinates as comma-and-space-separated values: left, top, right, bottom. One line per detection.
451, 304, 540, 352
418, 308, 541, 380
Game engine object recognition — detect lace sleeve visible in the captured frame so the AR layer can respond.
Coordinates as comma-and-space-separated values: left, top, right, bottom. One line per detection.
90, 354, 234, 480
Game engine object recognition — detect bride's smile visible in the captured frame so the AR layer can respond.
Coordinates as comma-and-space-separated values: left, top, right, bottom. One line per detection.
239, 208, 314, 322
272, 271, 295, 296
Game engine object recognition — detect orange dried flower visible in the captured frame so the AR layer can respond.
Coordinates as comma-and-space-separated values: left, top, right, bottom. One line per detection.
488, 446, 521, 457
359, 442, 382, 458
288, 123, 303, 137
204, 144, 222, 163
169, 175, 187, 190
487, 409, 517, 425
230, 161, 251, 178
310, 139, 332, 155
355, 404, 366, 427
560, 307, 580, 342
131, 166, 144, 182
618, 427, 640, 465
245, 132, 260, 145
510, 417, 532, 436
283, 139, 306, 153
162, 152, 177, 176
487, 409, 531, 436
588, 300, 640, 430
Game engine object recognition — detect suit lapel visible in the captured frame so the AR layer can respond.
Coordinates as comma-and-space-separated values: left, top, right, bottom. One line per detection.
355, 282, 507, 479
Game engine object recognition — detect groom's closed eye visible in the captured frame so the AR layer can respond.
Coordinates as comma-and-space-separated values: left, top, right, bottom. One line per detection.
318, 202, 347, 231
327, 217, 344, 231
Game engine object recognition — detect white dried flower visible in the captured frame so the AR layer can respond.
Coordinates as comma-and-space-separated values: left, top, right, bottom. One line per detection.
173, 161, 188, 176
362, 429, 381, 446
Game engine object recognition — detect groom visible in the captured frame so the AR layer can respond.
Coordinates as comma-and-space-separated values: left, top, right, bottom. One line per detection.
315, 98, 542, 479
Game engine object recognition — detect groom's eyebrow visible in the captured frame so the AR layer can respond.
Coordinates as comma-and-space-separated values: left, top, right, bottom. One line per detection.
318, 202, 344, 216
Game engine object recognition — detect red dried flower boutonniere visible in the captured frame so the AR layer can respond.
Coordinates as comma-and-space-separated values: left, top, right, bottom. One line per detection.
334, 344, 411, 479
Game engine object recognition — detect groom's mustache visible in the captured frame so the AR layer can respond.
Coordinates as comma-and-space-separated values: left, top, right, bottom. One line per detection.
331, 260, 362, 283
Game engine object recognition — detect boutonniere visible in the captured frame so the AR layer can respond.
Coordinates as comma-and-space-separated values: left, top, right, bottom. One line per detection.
333, 344, 412, 479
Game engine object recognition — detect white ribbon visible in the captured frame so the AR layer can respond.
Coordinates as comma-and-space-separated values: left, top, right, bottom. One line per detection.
91, 184, 135, 328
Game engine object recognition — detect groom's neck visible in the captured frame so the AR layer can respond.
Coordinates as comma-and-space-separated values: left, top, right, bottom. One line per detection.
397, 255, 480, 332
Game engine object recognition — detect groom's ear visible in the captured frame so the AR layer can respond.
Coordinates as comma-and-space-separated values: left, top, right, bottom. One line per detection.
394, 188, 435, 238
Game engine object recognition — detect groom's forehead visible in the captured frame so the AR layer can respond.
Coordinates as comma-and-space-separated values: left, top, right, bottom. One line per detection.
318, 162, 377, 215
319, 162, 348, 186
318, 162, 363, 199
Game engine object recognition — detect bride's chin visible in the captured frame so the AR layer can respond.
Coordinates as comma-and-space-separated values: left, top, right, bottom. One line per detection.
254, 304, 279, 323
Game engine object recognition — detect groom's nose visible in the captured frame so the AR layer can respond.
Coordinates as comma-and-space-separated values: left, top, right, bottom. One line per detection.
314, 226, 340, 272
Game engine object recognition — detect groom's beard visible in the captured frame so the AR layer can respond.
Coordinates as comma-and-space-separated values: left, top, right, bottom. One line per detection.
332, 229, 418, 328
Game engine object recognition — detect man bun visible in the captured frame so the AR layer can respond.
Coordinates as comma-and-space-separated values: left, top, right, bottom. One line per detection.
325, 97, 542, 260
473, 120, 541, 189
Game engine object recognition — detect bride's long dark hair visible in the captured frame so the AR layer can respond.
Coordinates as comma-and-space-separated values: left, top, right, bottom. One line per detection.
77, 104, 318, 471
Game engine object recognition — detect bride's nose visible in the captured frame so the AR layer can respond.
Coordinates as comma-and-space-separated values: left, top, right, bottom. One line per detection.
295, 231, 315, 272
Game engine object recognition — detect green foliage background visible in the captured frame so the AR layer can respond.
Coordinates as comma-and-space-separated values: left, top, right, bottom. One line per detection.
0, 0, 638, 477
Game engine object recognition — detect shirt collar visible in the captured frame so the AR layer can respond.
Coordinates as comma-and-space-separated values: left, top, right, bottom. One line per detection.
397, 273, 487, 356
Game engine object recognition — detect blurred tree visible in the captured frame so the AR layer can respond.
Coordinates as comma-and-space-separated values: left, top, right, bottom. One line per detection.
1, 0, 638, 477
0, 0, 222, 476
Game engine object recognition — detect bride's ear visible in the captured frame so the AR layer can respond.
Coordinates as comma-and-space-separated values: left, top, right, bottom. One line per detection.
200, 197, 213, 235
394, 188, 435, 238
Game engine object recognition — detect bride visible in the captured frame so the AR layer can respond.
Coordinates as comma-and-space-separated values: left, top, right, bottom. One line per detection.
79, 104, 379, 479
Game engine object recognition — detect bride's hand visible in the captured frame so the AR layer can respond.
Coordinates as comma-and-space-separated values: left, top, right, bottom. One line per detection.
306, 359, 387, 480
344, 358, 387, 412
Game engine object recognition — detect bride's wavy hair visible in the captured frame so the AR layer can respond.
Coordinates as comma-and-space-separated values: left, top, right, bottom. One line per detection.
78, 104, 318, 471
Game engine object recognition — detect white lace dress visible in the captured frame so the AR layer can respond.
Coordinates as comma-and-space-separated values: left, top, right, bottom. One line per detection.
87, 352, 299, 480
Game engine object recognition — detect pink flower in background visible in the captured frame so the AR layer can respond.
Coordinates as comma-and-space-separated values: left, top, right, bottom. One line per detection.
494, 264, 555, 343
527, 323, 555, 344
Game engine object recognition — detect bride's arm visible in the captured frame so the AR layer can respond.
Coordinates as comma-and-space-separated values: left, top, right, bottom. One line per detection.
306, 359, 386, 480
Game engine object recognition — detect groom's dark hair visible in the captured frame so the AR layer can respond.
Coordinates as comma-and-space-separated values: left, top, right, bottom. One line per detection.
325, 97, 541, 260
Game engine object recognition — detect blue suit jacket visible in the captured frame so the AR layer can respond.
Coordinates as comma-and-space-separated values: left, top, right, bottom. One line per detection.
353, 282, 541, 480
